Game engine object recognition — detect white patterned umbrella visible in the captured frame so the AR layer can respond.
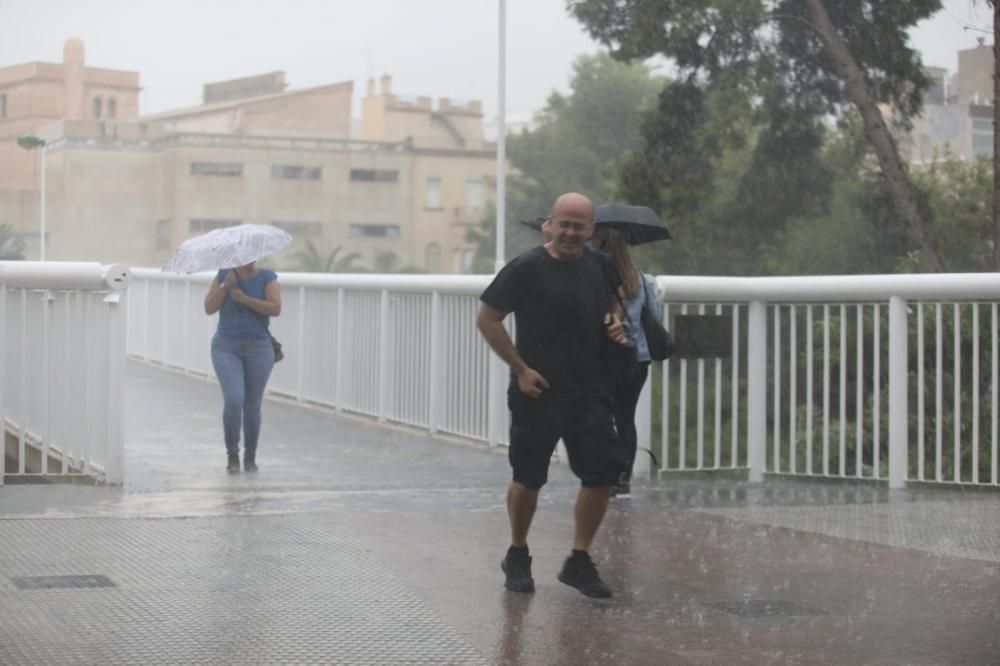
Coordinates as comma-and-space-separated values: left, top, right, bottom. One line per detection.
162, 224, 292, 273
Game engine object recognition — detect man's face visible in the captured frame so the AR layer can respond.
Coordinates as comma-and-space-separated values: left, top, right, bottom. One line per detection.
548, 215, 593, 259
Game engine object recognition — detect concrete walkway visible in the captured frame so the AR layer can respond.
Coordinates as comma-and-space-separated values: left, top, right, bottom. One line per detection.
1, 362, 998, 664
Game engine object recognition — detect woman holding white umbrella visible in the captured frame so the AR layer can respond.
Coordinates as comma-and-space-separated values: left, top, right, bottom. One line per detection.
204, 261, 281, 472
165, 224, 289, 474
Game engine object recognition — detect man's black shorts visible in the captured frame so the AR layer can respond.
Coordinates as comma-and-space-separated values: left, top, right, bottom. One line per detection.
507, 383, 627, 489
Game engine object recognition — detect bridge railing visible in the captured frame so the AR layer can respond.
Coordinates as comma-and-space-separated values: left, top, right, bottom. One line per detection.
1, 261, 130, 484
127, 269, 1000, 491
127, 270, 502, 446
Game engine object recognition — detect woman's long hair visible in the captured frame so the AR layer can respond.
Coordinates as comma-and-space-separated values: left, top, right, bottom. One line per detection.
591, 226, 639, 300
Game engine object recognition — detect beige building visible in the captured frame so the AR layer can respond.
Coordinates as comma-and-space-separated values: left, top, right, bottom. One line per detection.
0, 39, 496, 273
901, 39, 995, 166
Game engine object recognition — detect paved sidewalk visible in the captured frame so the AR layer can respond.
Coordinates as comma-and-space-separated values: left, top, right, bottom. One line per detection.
1, 362, 998, 664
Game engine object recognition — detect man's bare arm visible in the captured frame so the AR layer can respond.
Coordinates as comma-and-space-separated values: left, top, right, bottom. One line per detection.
476, 303, 550, 398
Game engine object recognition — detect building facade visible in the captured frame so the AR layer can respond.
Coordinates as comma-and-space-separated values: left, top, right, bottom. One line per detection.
0, 40, 496, 273
901, 39, 995, 166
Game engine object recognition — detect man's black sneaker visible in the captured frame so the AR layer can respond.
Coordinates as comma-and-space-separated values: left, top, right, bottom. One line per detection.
226, 453, 240, 474
558, 551, 612, 598
501, 548, 535, 593
244, 456, 258, 473
613, 482, 631, 498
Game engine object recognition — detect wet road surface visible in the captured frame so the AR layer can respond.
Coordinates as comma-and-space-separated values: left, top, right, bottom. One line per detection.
1, 362, 998, 664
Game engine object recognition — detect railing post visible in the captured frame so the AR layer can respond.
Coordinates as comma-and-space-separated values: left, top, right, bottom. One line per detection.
335, 288, 345, 411
103, 291, 126, 484
747, 300, 767, 483
377, 289, 390, 422
161, 279, 168, 364
428, 291, 442, 435
634, 372, 653, 479
142, 278, 150, 360
40, 290, 54, 474
486, 316, 508, 449
183, 280, 190, 372
0, 285, 5, 486
296, 285, 306, 401
888, 296, 908, 489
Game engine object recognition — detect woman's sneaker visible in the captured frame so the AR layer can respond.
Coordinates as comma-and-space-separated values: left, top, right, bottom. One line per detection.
500, 547, 535, 593
558, 551, 612, 598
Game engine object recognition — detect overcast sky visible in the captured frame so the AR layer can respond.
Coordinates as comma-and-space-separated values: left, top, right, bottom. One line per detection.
0, 0, 993, 121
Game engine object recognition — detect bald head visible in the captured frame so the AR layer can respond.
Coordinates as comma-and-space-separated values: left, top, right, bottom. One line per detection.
550, 192, 593, 222
545, 192, 594, 261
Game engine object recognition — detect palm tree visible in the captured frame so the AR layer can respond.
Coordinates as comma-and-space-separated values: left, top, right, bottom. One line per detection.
0, 224, 25, 260
289, 240, 362, 273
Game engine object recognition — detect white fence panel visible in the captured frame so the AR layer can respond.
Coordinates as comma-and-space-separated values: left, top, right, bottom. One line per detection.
127, 269, 1000, 490
0, 261, 129, 484
128, 270, 500, 445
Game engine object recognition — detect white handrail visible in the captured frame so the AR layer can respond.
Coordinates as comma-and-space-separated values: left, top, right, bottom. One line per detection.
656, 273, 1000, 303
0, 261, 130, 291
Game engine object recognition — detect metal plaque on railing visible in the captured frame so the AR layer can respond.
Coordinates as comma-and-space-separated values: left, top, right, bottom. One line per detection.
672, 314, 732, 359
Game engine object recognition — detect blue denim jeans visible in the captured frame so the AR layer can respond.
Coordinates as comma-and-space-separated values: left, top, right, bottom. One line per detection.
211, 335, 275, 456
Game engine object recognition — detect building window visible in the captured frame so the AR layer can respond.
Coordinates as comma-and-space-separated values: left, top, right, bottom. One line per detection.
272, 221, 323, 236
464, 178, 483, 212
156, 219, 171, 250
92, 97, 102, 119
424, 243, 441, 272
425, 177, 442, 209
189, 218, 242, 233
272, 165, 322, 180
190, 162, 243, 176
0, 94, 6, 118
972, 119, 993, 132
349, 168, 398, 182
973, 132, 993, 158
349, 224, 400, 238
108, 98, 117, 119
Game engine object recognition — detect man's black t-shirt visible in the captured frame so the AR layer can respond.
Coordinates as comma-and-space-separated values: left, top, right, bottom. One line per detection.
481, 245, 622, 389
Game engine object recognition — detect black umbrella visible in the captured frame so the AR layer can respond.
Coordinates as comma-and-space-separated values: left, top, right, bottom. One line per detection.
594, 203, 670, 245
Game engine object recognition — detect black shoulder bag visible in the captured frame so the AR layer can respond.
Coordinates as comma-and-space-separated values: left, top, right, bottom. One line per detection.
640, 276, 674, 361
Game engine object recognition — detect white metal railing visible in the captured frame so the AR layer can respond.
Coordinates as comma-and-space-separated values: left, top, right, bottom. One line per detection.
127, 270, 504, 446
658, 274, 1000, 489
127, 270, 1000, 491
1, 261, 130, 484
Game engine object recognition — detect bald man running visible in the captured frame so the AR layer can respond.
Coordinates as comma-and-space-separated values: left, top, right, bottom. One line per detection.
477, 192, 629, 599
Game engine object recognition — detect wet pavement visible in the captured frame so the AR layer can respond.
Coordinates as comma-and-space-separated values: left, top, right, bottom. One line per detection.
1, 361, 999, 664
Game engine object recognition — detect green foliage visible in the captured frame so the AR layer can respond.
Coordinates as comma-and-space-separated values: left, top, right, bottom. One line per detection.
567, 0, 943, 273
467, 52, 662, 272
287, 240, 363, 273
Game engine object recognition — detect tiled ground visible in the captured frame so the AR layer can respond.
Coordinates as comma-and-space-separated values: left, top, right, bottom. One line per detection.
0, 362, 997, 665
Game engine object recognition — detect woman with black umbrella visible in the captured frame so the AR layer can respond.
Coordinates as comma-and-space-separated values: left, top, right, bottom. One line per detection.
591, 205, 668, 496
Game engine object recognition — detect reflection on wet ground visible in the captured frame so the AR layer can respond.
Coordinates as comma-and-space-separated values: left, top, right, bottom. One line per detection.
1, 361, 998, 664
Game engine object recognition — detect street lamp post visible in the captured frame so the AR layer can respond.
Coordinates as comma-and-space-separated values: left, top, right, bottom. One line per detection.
16, 133, 47, 261
495, 0, 506, 273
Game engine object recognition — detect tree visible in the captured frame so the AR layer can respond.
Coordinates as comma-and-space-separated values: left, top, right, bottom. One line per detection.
976, 0, 1000, 269
288, 240, 362, 273
0, 224, 25, 260
467, 52, 662, 271
569, 0, 946, 270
